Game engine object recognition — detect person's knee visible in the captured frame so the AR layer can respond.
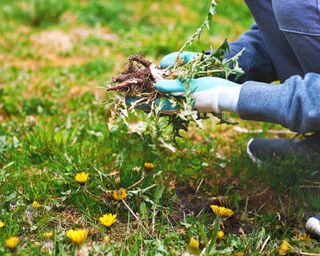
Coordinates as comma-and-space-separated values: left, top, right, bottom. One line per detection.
273, 0, 320, 35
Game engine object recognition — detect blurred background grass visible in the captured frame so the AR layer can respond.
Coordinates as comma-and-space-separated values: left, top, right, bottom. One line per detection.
0, 0, 253, 68
0, 0, 254, 123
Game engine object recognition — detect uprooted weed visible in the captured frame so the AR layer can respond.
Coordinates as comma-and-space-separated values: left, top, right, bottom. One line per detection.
108, 55, 156, 96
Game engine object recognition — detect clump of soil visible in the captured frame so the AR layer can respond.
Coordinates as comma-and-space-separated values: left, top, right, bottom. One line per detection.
107, 55, 158, 96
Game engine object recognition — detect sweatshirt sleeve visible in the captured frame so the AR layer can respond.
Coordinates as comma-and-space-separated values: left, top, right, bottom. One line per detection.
226, 24, 278, 83
238, 73, 320, 133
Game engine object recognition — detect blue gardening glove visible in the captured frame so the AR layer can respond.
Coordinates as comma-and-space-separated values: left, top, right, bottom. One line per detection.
125, 96, 179, 115
155, 77, 242, 113
160, 51, 200, 69
125, 51, 199, 114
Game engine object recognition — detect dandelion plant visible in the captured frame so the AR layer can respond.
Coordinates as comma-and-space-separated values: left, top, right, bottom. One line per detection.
106, 0, 244, 143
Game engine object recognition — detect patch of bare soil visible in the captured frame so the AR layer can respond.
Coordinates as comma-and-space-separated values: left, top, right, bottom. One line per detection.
55, 205, 88, 227
171, 171, 302, 235
20, 26, 117, 70
170, 179, 226, 221
71, 27, 117, 42
31, 30, 73, 53
6, 57, 89, 70
30, 27, 117, 55
69, 83, 105, 101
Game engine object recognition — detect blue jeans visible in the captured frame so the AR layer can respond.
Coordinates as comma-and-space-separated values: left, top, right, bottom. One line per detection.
245, 0, 320, 82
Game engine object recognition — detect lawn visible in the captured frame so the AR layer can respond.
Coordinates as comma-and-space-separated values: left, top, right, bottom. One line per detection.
0, 0, 319, 255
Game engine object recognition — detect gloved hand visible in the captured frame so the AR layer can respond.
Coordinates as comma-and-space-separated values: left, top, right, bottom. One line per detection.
125, 96, 179, 115
155, 77, 242, 113
160, 51, 200, 69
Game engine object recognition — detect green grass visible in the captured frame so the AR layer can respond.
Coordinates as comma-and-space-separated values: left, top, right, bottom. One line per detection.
0, 0, 319, 255
2, 0, 68, 27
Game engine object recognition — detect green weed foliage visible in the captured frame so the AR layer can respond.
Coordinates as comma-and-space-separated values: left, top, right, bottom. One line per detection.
0, 0, 319, 254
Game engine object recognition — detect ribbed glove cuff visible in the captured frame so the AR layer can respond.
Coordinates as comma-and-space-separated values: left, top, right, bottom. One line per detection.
217, 85, 242, 113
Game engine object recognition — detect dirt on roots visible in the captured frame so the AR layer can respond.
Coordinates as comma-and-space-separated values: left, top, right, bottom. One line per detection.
107, 55, 156, 96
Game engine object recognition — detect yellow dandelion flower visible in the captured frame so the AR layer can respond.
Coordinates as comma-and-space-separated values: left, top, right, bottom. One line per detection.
189, 237, 199, 251
296, 234, 311, 241
278, 240, 291, 256
233, 253, 244, 256
5, 236, 19, 250
103, 235, 110, 243
144, 162, 155, 169
75, 172, 89, 185
32, 201, 40, 209
115, 177, 121, 185
113, 188, 128, 201
66, 229, 88, 245
210, 205, 234, 218
217, 230, 224, 240
0, 221, 5, 228
43, 232, 53, 240
99, 213, 117, 228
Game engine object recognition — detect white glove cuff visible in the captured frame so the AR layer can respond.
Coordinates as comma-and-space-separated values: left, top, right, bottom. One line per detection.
217, 85, 242, 113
